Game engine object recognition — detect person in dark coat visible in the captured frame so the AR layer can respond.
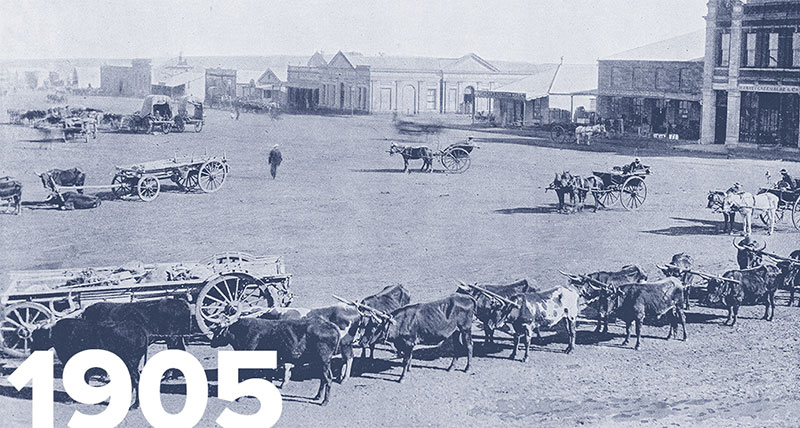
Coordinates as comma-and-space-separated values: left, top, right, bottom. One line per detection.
268, 144, 282, 179
779, 169, 796, 190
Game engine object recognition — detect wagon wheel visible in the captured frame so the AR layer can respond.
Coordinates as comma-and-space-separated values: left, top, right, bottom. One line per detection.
194, 121, 203, 132
173, 170, 199, 191
793, 198, 800, 231
594, 189, 619, 208
1, 302, 52, 358
201, 252, 257, 265
162, 122, 172, 134
619, 177, 647, 211
143, 117, 153, 134
550, 125, 566, 143
441, 148, 471, 173
198, 160, 226, 193
111, 173, 134, 198
760, 208, 785, 226
195, 275, 273, 337
136, 174, 160, 202
173, 116, 185, 133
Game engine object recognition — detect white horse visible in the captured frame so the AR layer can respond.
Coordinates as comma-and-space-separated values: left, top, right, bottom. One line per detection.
575, 124, 607, 145
723, 191, 779, 236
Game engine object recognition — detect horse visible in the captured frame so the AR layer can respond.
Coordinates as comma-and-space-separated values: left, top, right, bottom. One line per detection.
548, 172, 599, 213
723, 190, 779, 236
575, 124, 608, 145
389, 143, 433, 173
707, 190, 737, 234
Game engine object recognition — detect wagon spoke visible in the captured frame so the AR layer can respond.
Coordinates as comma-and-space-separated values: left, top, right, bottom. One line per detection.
205, 293, 229, 306
0, 326, 17, 331
4, 316, 22, 329
220, 279, 236, 303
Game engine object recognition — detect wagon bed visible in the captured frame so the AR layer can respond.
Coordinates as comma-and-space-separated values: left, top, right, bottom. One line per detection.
1, 252, 292, 357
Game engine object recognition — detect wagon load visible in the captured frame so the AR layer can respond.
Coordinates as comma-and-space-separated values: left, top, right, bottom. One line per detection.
1, 252, 293, 357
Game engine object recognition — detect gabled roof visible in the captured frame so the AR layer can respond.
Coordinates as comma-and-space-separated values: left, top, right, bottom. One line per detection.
493, 65, 560, 100
442, 53, 499, 73
603, 30, 706, 62
492, 63, 598, 100
328, 51, 356, 69
305, 51, 540, 73
257, 68, 284, 84
237, 70, 264, 85
307, 52, 328, 67
549, 64, 598, 95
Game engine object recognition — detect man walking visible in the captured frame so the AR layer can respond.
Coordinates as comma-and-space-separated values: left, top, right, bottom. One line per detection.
268, 144, 282, 179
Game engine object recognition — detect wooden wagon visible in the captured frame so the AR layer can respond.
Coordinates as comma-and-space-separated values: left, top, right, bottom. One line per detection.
109, 155, 228, 201
0, 252, 293, 357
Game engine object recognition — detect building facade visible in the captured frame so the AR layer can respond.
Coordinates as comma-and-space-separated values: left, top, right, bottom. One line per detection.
596, 31, 705, 140
285, 51, 547, 115
701, 0, 800, 147
204, 68, 237, 107
100, 59, 151, 97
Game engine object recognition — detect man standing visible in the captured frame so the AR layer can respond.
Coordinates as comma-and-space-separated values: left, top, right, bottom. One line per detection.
268, 144, 282, 179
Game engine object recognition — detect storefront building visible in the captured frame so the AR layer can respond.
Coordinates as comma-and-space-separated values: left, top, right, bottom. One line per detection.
701, 0, 800, 147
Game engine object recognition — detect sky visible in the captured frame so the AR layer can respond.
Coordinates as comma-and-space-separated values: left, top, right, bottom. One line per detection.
0, 0, 708, 64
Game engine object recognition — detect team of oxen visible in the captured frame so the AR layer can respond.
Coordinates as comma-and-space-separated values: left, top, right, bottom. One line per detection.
27, 240, 800, 407
0, 167, 99, 214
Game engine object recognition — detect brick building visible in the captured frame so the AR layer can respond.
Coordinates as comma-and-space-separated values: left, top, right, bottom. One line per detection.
204, 68, 237, 107
596, 31, 705, 140
285, 51, 551, 114
100, 59, 151, 97
701, 0, 800, 147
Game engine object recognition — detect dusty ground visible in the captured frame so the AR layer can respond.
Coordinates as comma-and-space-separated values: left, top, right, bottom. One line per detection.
0, 93, 799, 427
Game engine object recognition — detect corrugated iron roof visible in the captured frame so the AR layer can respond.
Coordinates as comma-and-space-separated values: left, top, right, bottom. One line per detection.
603, 30, 706, 62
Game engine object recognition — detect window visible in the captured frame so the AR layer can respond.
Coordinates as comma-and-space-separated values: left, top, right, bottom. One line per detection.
769, 32, 779, 67
426, 88, 436, 110
633, 98, 645, 118
679, 101, 691, 119
718, 32, 730, 67
634, 68, 653, 89
612, 67, 632, 88
655, 68, 669, 90
794, 32, 800, 67
745, 33, 757, 67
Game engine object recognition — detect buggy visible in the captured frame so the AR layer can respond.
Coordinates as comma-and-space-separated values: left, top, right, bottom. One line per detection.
757, 185, 800, 231
0, 252, 293, 357
591, 167, 650, 211
121, 95, 175, 134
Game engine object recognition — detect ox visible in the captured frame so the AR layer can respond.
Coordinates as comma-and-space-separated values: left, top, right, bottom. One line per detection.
37, 168, 86, 194
377, 294, 475, 382
733, 237, 765, 270
32, 318, 148, 408
388, 143, 433, 173
0, 177, 22, 215
260, 303, 359, 382
561, 265, 648, 334
705, 265, 780, 326
778, 250, 800, 306
658, 253, 698, 309
455, 279, 533, 346
505, 286, 580, 361
210, 317, 340, 406
596, 278, 687, 350
358, 284, 411, 359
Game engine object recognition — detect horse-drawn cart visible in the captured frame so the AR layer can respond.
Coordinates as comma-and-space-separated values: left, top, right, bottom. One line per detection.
437, 142, 476, 174
592, 170, 649, 211
757, 186, 800, 231
0, 252, 293, 357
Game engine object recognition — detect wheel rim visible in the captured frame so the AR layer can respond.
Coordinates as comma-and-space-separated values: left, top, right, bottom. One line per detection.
1, 302, 52, 358
173, 170, 199, 191
111, 174, 134, 198
596, 190, 619, 207
620, 178, 646, 211
195, 275, 271, 337
162, 123, 171, 134
198, 160, 226, 193
793, 198, 800, 231
137, 175, 160, 202
194, 122, 203, 132
445, 148, 470, 173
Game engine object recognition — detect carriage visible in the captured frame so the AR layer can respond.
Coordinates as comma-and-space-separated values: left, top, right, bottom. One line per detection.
757, 186, 800, 231
121, 95, 175, 134
62, 116, 97, 143
435, 142, 476, 174
591, 169, 649, 211
43, 155, 228, 203
0, 252, 293, 357
173, 96, 204, 133
394, 118, 444, 136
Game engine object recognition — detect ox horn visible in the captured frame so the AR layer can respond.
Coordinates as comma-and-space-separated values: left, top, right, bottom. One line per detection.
558, 270, 581, 281
758, 240, 767, 251
732, 238, 744, 250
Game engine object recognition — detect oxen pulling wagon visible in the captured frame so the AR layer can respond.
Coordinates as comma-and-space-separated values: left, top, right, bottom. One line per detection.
0, 252, 293, 357
757, 185, 800, 231
591, 168, 649, 211
111, 155, 229, 201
